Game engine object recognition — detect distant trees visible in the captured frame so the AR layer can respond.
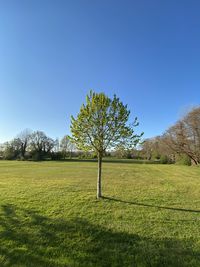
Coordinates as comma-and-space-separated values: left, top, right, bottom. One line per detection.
141, 138, 155, 160
1, 106, 199, 167
0, 130, 77, 161
70, 91, 143, 198
141, 107, 200, 165
113, 145, 134, 159
1, 130, 56, 160
3, 140, 21, 160
141, 136, 174, 163
163, 107, 200, 165
16, 129, 32, 159
29, 131, 55, 160
2, 132, 32, 160
60, 135, 75, 159
114, 144, 129, 159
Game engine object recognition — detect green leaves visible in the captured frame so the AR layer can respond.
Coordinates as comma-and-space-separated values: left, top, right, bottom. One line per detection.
70, 91, 143, 153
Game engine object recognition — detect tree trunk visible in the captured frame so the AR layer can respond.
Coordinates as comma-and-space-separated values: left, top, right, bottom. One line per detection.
97, 153, 102, 198
191, 157, 198, 165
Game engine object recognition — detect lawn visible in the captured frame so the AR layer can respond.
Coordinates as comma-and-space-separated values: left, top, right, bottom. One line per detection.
0, 160, 200, 267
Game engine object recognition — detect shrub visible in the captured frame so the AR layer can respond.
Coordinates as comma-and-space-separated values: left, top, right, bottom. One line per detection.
51, 152, 63, 160
176, 154, 191, 166
160, 155, 170, 164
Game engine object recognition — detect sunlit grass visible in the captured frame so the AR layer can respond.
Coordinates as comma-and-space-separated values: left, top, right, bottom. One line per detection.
0, 160, 200, 266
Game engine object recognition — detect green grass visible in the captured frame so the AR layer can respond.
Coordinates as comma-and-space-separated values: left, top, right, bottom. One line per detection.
0, 160, 200, 267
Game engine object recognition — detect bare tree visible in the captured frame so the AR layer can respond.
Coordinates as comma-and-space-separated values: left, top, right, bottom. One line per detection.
16, 129, 32, 159
164, 107, 200, 165
30, 131, 55, 160
60, 135, 75, 158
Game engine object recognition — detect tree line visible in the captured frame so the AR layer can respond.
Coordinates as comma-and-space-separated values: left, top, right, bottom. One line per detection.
141, 107, 200, 165
1, 95, 199, 168
0, 129, 141, 161
0, 130, 76, 161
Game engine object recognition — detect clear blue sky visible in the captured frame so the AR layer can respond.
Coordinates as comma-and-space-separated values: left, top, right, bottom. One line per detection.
1, 0, 200, 143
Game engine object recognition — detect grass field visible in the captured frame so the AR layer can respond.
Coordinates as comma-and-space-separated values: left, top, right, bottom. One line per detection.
0, 160, 200, 267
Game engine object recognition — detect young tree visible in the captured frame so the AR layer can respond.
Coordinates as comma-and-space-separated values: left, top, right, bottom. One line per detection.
70, 91, 143, 198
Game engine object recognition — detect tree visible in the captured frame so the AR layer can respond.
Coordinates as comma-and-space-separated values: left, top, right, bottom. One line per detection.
1, 129, 32, 160
60, 135, 75, 159
3, 140, 21, 160
141, 136, 175, 162
141, 138, 154, 160
29, 131, 55, 160
70, 91, 143, 198
16, 129, 32, 159
163, 107, 200, 165
114, 144, 128, 159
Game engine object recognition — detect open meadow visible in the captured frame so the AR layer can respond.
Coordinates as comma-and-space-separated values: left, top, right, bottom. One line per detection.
0, 160, 200, 267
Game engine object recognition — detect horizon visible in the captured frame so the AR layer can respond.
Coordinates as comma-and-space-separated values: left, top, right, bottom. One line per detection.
1, 0, 200, 143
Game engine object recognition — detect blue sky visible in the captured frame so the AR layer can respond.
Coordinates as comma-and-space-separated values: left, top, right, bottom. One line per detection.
1, 0, 200, 143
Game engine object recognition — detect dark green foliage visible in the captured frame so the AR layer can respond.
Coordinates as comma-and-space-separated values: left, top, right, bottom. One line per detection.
160, 155, 171, 164
30, 151, 45, 161
3, 140, 21, 160
152, 151, 161, 160
51, 152, 63, 160
3, 147, 18, 160
176, 154, 191, 166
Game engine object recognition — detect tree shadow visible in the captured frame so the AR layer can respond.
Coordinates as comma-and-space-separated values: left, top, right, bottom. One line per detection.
102, 196, 200, 213
0, 204, 200, 267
